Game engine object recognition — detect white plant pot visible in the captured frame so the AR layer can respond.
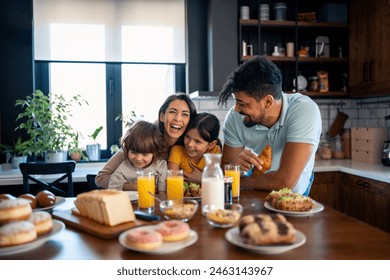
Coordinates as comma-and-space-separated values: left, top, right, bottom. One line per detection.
86, 144, 101, 161
45, 151, 67, 163
11, 156, 27, 169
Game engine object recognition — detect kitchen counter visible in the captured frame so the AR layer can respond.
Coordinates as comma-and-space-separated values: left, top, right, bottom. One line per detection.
314, 159, 390, 184
1, 160, 389, 186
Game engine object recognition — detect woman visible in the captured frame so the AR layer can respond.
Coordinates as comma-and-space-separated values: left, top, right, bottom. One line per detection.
95, 93, 197, 188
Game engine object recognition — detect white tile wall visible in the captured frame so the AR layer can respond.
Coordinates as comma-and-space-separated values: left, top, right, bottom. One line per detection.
194, 95, 390, 142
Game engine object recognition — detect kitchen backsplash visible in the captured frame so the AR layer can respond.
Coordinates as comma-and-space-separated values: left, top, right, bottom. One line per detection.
192, 95, 390, 142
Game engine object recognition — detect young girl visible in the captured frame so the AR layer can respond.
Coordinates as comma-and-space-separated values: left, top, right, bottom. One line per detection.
108, 121, 167, 191
168, 112, 222, 183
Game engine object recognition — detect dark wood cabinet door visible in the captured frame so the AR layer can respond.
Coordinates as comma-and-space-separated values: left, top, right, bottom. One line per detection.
341, 173, 390, 232
310, 172, 340, 210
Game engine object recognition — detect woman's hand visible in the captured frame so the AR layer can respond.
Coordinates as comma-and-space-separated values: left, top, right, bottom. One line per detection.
183, 162, 202, 184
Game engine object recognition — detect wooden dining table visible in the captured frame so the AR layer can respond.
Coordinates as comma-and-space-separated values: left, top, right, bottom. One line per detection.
1, 191, 389, 260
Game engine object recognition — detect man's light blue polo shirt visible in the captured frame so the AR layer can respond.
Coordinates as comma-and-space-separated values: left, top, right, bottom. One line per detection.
223, 92, 322, 194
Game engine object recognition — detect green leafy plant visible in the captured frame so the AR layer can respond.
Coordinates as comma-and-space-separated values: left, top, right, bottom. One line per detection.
0, 137, 32, 157
15, 90, 88, 156
115, 110, 137, 129
68, 132, 88, 161
89, 126, 103, 143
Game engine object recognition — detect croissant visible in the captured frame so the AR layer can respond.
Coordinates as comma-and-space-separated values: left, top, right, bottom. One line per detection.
252, 144, 272, 176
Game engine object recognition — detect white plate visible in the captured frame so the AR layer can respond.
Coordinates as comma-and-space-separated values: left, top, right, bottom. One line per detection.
124, 191, 138, 202
225, 227, 306, 254
33, 196, 66, 212
119, 225, 198, 254
0, 220, 65, 256
264, 200, 324, 217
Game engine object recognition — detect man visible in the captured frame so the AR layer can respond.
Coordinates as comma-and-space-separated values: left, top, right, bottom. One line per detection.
218, 56, 321, 195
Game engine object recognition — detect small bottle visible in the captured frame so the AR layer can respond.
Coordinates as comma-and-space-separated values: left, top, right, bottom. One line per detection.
242, 40, 247, 56
201, 154, 224, 215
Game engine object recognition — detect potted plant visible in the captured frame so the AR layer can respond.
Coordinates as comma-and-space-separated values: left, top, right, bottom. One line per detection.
86, 126, 103, 161
0, 137, 32, 168
15, 90, 88, 162
68, 133, 88, 161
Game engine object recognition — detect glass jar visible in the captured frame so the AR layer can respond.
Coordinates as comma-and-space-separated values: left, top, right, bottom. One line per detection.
332, 135, 345, 159
319, 142, 332, 160
201, 154, 224, 215
308, 76, 320, 92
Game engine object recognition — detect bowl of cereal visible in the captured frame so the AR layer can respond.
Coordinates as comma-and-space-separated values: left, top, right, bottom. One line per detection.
160, 199, 198, 222
203, 203, 243, 228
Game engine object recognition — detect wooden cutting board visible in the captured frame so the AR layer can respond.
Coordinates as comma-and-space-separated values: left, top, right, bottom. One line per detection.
52, 208, 150, 239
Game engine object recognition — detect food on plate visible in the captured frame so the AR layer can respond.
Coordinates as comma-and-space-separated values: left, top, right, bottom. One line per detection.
36, 190, 56, 208
74, 189, 135, 226
239, 213, 296, 245
156, 220, 190, 242
18, 194, 37, 209
207, 208, 241, 225
266, 188, 314, 212
183, 182, 201, 197
252, 144, 272, 176
28, 211, 53, 236
125, 228, 163, 250
0, 194, 16, 202
0, 221, 37, 247
0, 198, 32, 224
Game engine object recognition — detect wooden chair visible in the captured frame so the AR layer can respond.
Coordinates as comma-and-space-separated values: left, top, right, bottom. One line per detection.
86, 174, 104, 190
19, 161, 76, 197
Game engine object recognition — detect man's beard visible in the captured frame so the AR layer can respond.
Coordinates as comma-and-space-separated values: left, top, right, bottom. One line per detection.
241, 114, 258, 128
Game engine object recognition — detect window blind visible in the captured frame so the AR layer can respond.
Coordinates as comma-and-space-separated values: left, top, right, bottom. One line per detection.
33, 0, 186, 63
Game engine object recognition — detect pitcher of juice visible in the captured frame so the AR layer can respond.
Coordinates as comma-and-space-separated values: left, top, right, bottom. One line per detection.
167, 169, 184, 200
136, 171, 155, 213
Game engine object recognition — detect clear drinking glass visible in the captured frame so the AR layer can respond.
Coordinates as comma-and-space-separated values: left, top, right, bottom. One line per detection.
224, 164, 241, 202
136, 170, 155, 213
166, 169, 184, 200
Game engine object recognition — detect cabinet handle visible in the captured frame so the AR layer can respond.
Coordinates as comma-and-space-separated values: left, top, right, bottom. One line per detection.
363, 62, 370, 82
356, 179, 364, 187
363, 182, 370, 189
369, 60, 375, 81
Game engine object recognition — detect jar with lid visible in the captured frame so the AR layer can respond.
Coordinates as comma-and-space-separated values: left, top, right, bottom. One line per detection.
319, 142, 332, 160
332, 135, 345, 159
308, 76, 320, 92
201, 154, 224, 215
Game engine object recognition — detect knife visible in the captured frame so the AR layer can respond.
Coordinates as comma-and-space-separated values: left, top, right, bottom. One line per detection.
134, 210, 161, 221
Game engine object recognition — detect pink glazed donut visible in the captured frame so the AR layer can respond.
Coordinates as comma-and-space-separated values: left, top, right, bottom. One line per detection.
156, 220, 190, 242
126, 228, 163, 250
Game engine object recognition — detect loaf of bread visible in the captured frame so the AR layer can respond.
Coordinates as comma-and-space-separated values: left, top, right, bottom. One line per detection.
252, 144, 272, 176
239, 214, 296, 245
74, 190, 135, 226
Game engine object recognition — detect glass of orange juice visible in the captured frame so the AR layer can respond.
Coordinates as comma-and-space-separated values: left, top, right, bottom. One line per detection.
167, 170, 184, 200
224, 165, 240, 201
136, 171, 155, 213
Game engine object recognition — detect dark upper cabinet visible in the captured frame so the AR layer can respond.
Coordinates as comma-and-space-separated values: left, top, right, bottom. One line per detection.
238, 0, 349, 98
349, 0, 390, 97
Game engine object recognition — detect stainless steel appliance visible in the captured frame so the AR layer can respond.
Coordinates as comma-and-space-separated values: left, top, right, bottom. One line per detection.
382, 115, 390, 166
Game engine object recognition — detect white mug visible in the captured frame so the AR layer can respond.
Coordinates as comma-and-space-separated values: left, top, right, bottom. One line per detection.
240, 6, 250, 20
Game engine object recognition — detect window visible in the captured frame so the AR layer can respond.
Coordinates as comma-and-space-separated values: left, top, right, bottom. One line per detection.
33, 0, 186, 158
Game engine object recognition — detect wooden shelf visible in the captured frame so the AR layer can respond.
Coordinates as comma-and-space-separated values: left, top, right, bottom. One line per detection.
239, 19, 348, 28
242, 56, 348, 63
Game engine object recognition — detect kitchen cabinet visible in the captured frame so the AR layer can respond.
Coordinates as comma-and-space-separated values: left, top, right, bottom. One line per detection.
340, 173, 390, 232
310, 171, 341, 210
238, 0, 349, 97
349, 0, 390, 97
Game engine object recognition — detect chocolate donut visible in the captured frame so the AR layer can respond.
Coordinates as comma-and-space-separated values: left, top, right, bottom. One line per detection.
36, 190, 56, 208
